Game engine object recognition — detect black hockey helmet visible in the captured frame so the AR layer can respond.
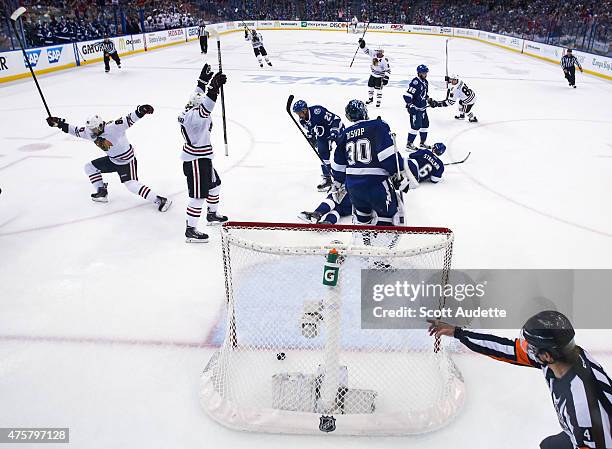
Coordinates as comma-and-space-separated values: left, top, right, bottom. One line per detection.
521, 310, 576, 360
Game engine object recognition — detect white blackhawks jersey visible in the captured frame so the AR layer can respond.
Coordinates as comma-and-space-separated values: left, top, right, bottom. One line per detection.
246, 32, 264, 49
178, 93, 216, 162
67, 110, 142, 165
362, 47, 390, 78
447, 80, 476, 105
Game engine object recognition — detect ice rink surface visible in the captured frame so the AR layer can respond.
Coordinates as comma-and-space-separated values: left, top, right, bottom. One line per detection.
1, 29, 611, 448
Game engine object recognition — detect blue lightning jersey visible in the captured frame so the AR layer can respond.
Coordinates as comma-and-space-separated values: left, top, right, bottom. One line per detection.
403, 77, 429, 110
299, 106, 344, 141
407, 149, 444, 183
332, 119, 403, 188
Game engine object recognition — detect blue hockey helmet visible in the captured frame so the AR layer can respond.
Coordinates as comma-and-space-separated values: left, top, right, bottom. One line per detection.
345, 99, 368, 122
417, 64, 429, 74
432, 142, 446, 156
292, 100, 308, 113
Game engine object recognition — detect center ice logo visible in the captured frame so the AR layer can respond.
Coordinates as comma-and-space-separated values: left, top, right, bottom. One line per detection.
47, 47, 63, 64
24, 49, 41, 68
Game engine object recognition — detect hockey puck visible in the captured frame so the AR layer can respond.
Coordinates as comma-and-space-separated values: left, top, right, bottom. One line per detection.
276, 352, 286, 360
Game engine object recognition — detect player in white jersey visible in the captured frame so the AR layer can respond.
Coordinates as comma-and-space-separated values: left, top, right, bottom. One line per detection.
357, 38, 390, 107
245, 28, 272, 68
428, 74, 478, 122
350, 16, 358, 33
46, 106, 171, 211
178, 63, 228, 243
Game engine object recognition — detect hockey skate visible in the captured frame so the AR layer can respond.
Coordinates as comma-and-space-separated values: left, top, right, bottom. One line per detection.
316, 176, 333, 192
185, 226, 209, 243
406, 142, 418, 151
259, 62, 263, 68
365, 98, 374, 105
156, 196, 172, 212
207, 212, 228, 225
455, 113, 465, 120
91, 183, 108, 203
419, 142, 432, 150
468, 116, 478, 123
267, 61, 272, 66
298, 211, 322, 224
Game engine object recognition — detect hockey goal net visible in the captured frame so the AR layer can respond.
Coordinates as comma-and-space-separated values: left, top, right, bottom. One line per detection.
200, 222, 465, 435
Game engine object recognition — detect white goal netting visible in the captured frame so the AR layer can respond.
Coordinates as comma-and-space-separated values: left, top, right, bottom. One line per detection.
200, 222, 465, 435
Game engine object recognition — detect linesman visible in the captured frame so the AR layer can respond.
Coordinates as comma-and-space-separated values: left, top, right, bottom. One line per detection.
561, 49, 583, 88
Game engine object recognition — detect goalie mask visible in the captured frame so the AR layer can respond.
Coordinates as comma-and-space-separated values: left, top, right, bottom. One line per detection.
86, 115, 105, 136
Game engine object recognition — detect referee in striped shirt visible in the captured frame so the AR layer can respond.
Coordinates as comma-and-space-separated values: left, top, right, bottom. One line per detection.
430, 311, 612, 449
561, 49, 583, 88
198, 23, 209, 54
101, 37, 121, 73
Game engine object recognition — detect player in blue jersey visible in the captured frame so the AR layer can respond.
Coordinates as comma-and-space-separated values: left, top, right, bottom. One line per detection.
406, 142, 446, 186
292, 100, 345, 191
331, 100, 407, 226
404, 64, 431, 151
298, 191, 352, 225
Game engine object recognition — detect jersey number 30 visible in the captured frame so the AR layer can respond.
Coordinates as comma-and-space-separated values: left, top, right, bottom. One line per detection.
346, 139, 372, 165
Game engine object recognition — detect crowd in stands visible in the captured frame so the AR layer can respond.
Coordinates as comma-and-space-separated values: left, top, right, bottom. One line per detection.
1, 0, 609, 55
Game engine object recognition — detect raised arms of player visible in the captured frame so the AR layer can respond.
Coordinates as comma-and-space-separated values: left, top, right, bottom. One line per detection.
45, 105, 152, 141
429, 321, 542, 368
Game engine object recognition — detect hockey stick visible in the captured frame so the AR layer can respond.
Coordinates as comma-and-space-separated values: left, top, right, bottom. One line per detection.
390, 132, 405, 225
240, 20, 252, 34
216, 38, 229, 156
445, 152, 471, 166
349, 21, 370, 68
444, 38, 450, 100
286, 94, 331, 178
10, 7, 52, 117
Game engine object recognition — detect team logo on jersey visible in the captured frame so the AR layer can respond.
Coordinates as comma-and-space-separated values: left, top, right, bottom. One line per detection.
319, 415, 336, 432
94, 137, 113, 151
47, 47, 63, 64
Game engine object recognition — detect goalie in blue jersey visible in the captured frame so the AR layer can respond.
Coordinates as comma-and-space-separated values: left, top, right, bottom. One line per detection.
331, 100, 409, 226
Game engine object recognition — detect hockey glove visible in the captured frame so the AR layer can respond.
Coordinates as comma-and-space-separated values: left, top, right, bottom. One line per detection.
358, 38, 366, 49
244, 29, 248, 38
391, 173, 410, 193
209, 72, 227, 90
198, 63, 214, 90
136, 104, 154, 118
407, 103, 417, 113
427, 98, 440, 108
46, 116, 65, 128
329, 129, 339, 141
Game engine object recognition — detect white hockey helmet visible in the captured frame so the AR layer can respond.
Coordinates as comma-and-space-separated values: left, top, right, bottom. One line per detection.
86, 115, 105, 135
375, 47, 384, 57
185, 92, 205, 110
448, 73, 460, 83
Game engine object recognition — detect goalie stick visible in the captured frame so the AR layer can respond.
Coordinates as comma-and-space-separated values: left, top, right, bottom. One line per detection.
349, 21, 370, 68
445, 152, 471, 166
390, 132, 405, 225
10, 7, 52, 117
